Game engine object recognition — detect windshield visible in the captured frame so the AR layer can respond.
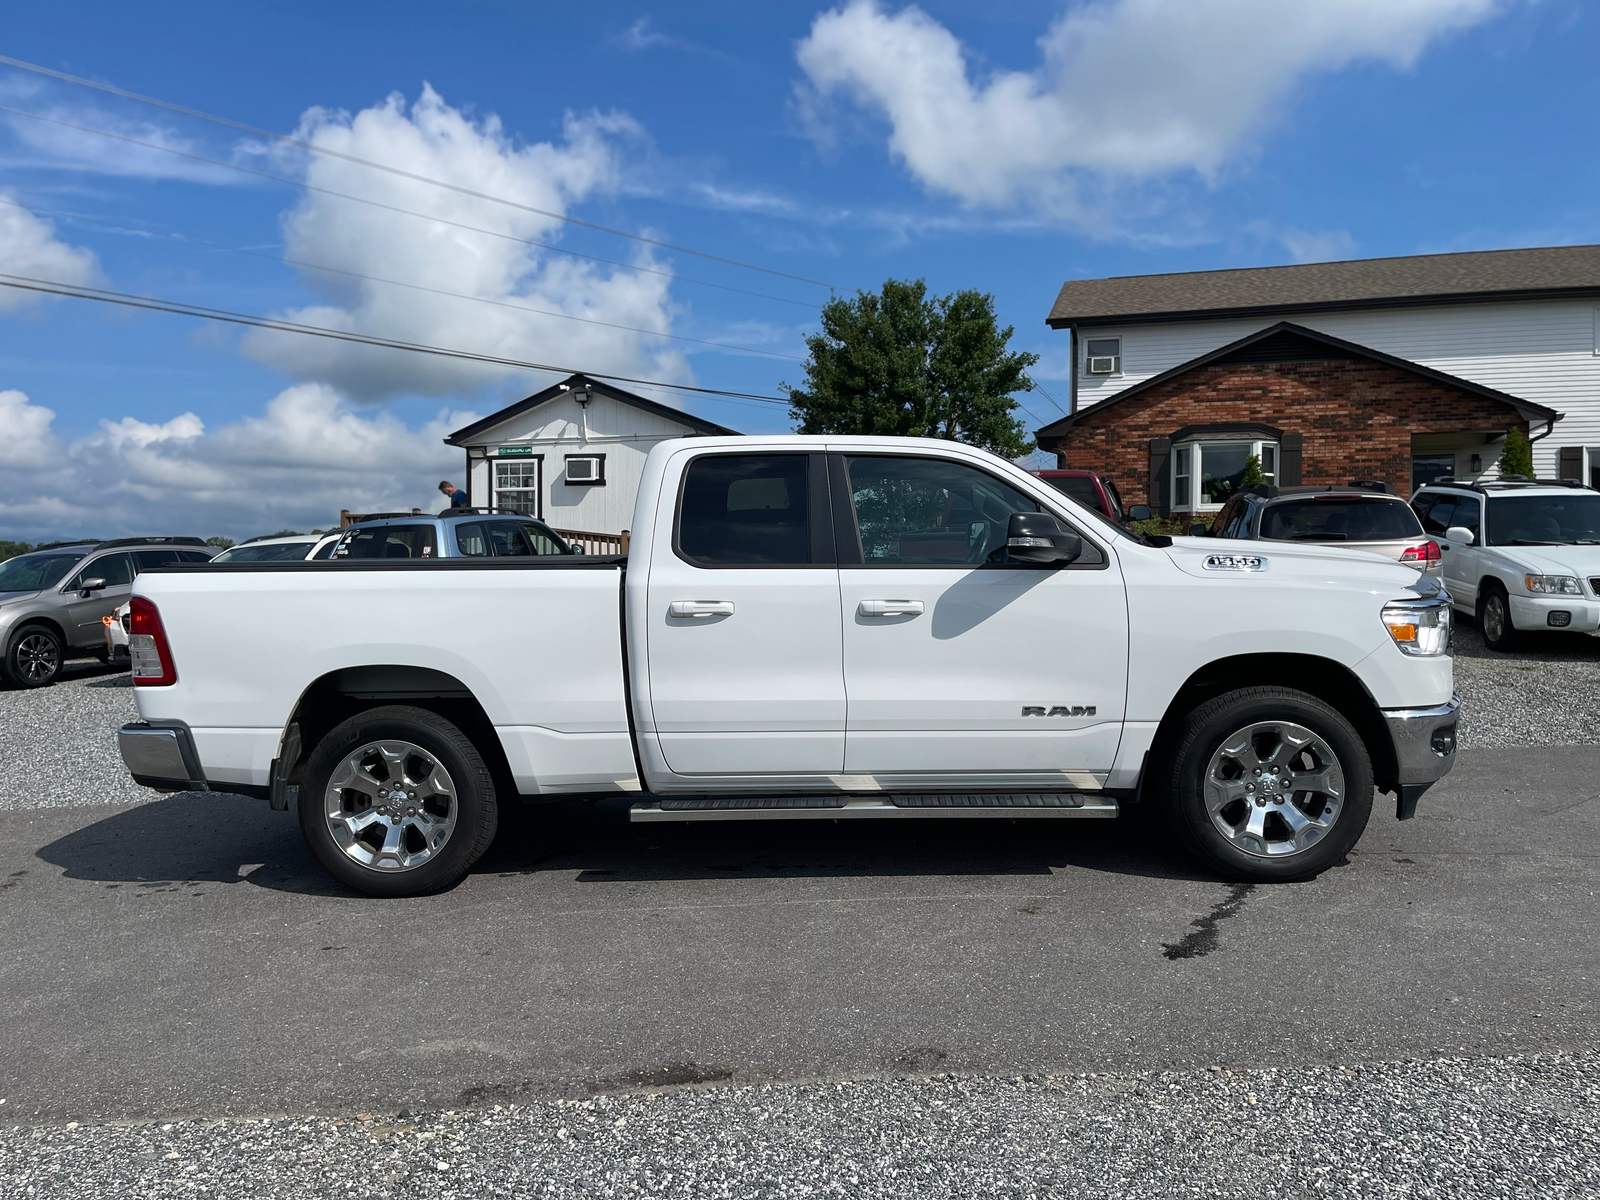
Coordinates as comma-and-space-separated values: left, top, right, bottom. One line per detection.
1487, 494, 1600, 545
211, 542, 314, 563
1043, 476, 1101, 509
1260, 499, 1424, 542
0, 552, 87, 592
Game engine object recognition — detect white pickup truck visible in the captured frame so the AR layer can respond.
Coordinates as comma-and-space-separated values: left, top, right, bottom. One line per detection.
117, 436, 1459, 896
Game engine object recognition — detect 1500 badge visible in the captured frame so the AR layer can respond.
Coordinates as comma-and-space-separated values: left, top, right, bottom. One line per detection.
1022, 705, 1096, 717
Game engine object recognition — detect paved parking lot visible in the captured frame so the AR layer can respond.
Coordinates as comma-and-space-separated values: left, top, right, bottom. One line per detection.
1, 634, 1597, 1196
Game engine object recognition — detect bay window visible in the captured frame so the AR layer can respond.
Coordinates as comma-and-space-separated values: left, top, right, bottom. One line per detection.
1172, 439, 1278, 513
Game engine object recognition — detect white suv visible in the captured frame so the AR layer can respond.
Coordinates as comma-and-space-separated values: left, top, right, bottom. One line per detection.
1411, 478, 1600, 650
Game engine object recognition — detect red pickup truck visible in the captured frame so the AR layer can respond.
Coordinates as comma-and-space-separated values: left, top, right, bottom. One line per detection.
1034, 470, 1144, 526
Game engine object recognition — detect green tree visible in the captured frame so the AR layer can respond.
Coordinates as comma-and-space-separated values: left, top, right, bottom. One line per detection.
0, 540, 33, 563
784, 279, 1039, 458
206, 536, 235, 549
1499, 426, 1533, 478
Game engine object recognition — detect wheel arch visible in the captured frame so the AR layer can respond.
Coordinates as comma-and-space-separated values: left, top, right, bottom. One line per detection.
1146, 653, 1398, 797
6, 615, 69, 649
280, 665, 515, 800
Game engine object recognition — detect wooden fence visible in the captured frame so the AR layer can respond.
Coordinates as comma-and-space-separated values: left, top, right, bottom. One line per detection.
553, 528, 630, 555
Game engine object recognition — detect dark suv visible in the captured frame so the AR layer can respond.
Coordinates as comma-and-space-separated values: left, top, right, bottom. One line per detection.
0, 537, 216, 687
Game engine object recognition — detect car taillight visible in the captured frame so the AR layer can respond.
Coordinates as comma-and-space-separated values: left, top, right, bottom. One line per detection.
128, 596, 177, 686
1399, 541, 1442, 564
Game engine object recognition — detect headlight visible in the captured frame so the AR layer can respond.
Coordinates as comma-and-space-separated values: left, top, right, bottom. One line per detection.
1381, 599, 1451, 656
1525, 574, 1581, 595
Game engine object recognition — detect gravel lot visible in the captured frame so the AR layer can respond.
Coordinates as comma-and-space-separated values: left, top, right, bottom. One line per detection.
3, 1053, 1594, 1199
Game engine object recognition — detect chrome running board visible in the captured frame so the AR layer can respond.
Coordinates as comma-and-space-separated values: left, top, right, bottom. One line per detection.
628, 793, 1119, 822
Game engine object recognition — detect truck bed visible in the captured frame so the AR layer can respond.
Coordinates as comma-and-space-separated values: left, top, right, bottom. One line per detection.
131, 558, 638, 795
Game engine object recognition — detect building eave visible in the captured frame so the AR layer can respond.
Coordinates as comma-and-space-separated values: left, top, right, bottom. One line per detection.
444, 373, 739, 446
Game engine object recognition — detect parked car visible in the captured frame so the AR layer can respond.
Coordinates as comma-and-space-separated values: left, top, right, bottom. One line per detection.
117, 436, 1455, 896
328, 510, 574, 559
210, 534, 340, 563
105, 601, 131, 664
1411, 477, 1600, 650
1033, 469, 1147, 526
1193, 484, 1442, 579
0, 537, 215, 687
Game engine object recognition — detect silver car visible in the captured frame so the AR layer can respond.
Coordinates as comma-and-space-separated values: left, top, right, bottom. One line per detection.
1194, 485, 1444, 578
0, 537, 216, 688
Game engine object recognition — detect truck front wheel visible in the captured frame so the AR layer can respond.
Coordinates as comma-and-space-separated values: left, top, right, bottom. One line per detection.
1160, 687, 1373, 883
298, 705, 499, 897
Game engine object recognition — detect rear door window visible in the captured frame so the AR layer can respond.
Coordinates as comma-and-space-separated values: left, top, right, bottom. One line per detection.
134, 549, 186, 571
334, 525, 437, 559
677, 454, 812, 565
1415, 496, 1458, 536
455, 523, 490, 557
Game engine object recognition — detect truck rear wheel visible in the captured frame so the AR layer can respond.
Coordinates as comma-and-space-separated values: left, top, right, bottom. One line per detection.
298, 705, 498, 897
1160, 687, 1372, 883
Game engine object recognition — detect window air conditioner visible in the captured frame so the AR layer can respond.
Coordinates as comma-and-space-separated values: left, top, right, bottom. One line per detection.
567, 457, 599, 482
1087, 356, 1118, 375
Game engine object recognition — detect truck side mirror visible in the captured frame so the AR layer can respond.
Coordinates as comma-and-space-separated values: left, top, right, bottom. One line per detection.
1007, 512, 1082, 565
1126, 505, 1152, 522
1444, 525, 1475, 546
1188, 522, 1210, 537
79, 577, 107, 595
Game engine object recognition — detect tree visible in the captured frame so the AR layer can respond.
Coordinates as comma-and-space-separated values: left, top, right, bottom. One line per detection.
784, 279, 1039, 458
1240, 454, 1266, 487
1499, 426, 1533, 478
206, 536, 235, 549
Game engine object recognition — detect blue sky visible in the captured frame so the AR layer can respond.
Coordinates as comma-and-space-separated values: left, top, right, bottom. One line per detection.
0, 0, 1595, 539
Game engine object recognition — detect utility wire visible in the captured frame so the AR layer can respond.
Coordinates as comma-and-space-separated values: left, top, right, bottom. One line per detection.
0, 54, 840, 290
0, 196, 805, 362
1023, 374, 1068, 418
0, 272, 791, 405
0, 105, 821, 311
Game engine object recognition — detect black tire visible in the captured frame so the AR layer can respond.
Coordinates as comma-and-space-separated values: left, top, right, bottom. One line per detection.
1159, 686, 1373, 884
1478, 584, 1518, 652
3, 624, 64, 689
298, 705, 498, 897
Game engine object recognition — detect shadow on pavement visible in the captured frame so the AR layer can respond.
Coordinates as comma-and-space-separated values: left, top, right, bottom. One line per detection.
34, 790, 1211, 897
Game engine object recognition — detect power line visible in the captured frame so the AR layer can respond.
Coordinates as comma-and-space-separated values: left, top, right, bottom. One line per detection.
0, 271, 791, 405
0, 196, 805, 363
0, 104, 821, 311
0, 54, 840, 290
1024, 375, 1068, 418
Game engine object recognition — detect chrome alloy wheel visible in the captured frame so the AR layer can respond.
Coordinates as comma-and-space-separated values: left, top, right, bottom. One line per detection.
1203, 720, 1345, 859
14, 632, 61, 684
323, 740, 458, 873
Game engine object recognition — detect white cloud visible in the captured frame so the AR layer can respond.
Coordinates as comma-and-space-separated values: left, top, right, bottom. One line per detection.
0, 192, 101, 309
0, 386, 476, 541
0, 78, 244, 185
796, 0, 1501, 211
242, 85, 691, 402
1276, 227, 1360, 264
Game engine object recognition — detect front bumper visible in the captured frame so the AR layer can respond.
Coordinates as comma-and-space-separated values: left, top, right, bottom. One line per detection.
1382, 692, 1460, 819
1509, 595, 1600, 633
118, 721, 207, 792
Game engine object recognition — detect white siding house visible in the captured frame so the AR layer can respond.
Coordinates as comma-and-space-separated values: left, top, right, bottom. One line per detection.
1048, 246, 1600, 487
445, 375, 738, 537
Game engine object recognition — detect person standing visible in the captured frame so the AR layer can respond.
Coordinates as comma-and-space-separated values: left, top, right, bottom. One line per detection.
439, 481, 470, 508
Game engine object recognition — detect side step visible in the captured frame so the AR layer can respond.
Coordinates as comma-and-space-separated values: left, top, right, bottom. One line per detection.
629, 793, 1119, 822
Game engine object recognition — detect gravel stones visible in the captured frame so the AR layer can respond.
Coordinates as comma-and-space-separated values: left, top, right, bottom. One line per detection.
3, 1052, 1596, 1199
0, 661, 145, 811
1452, 622, 1600, 748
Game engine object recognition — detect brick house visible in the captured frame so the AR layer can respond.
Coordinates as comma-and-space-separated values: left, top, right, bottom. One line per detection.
1033, 245, 1599, 517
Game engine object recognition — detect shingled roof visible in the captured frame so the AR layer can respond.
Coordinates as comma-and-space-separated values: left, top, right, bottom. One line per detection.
1047, 244, 1600, 328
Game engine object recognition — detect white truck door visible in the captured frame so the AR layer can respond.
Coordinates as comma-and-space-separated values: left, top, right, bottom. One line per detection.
645, 451, 845, 775
834, 452, 1128, 779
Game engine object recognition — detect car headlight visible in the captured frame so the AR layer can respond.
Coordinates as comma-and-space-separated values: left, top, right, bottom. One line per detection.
1525, 574, 1581, 595
1381, 598, 1451, 656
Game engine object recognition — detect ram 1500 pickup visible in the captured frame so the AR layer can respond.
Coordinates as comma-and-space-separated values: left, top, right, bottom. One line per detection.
116, 436, 1459, 896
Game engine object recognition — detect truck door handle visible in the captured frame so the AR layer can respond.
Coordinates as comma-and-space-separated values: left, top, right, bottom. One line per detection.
858, 599, 924, 617
668, 600, 734, 618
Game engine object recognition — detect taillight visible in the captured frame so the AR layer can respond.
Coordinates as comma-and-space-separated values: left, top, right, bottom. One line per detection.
128, 596, 177, 686
1400, 541, 1442, 564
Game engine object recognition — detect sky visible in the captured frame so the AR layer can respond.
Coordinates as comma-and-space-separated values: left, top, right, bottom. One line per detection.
0, 0, 1595, 540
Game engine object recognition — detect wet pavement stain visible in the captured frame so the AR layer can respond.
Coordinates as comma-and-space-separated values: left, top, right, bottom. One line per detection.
1162, 882, 1255, 960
